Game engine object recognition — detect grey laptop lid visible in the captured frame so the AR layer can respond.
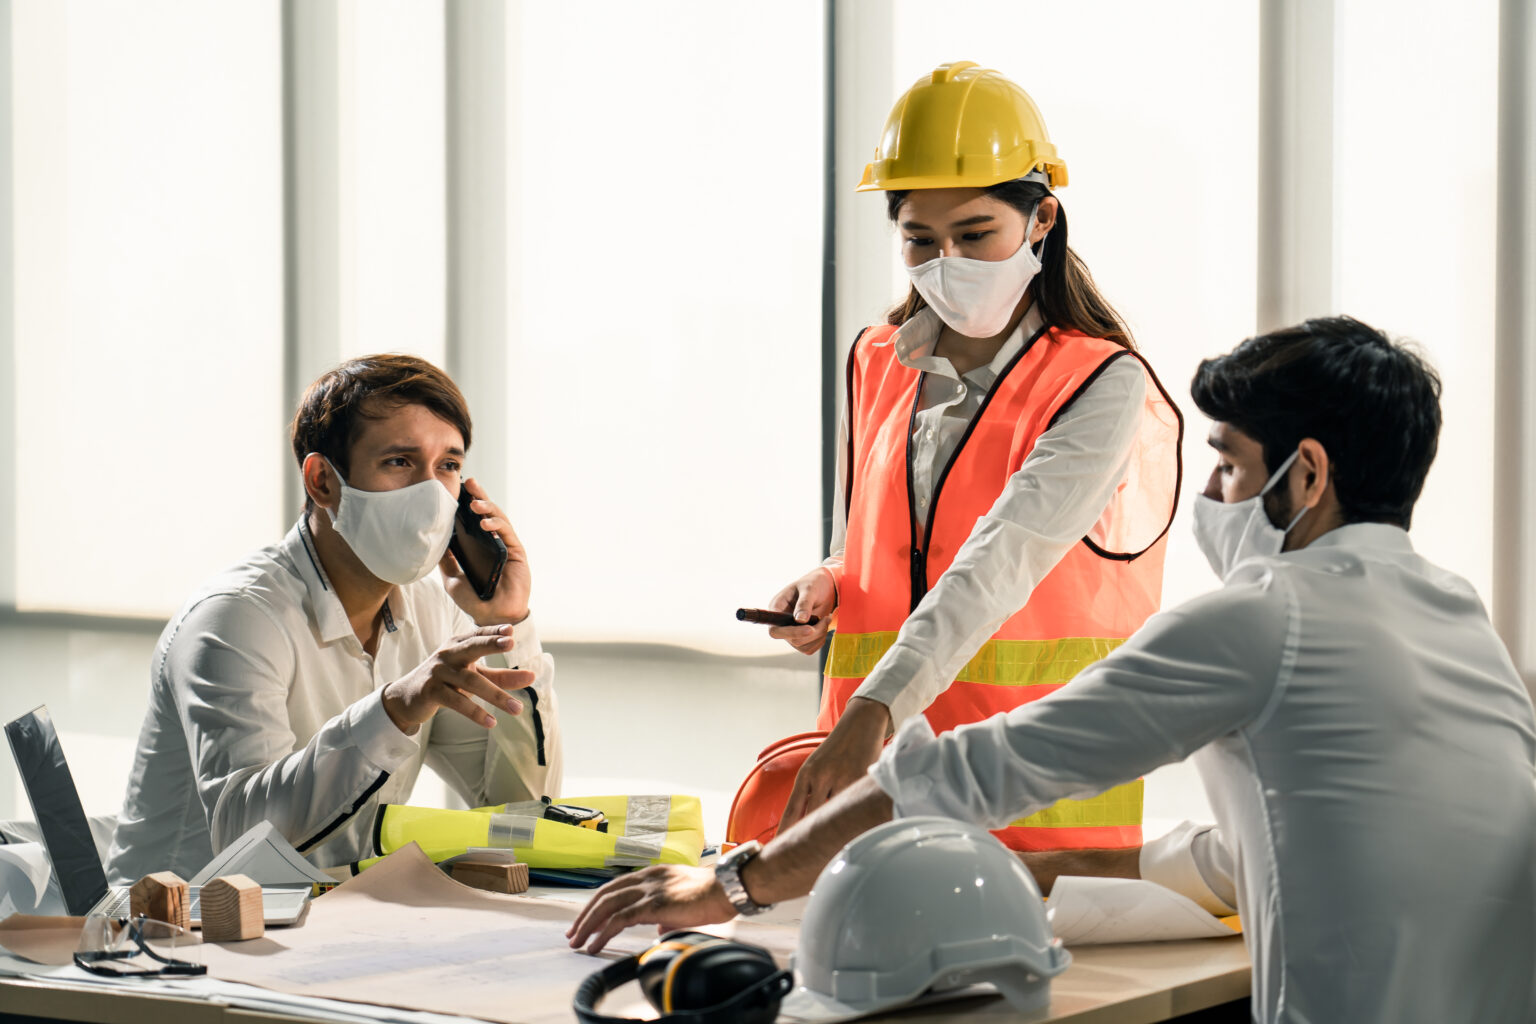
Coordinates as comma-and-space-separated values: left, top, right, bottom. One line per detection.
4, 706, 113, 916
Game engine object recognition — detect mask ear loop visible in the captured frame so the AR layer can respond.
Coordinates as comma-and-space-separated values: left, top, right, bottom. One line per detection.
310, 453, 348, 521
1257, 450, 1301, 497
1258, 449, 1309, 533
1025, 202, 1043, 260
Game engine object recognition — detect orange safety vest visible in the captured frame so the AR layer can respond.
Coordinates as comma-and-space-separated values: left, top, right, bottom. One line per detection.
821, 322, 1183, 851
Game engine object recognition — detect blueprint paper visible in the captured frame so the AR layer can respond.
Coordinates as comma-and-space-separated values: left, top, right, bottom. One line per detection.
0, 914, 87, 964
192, 842, 658, 1024
1048, 875, 1238, 945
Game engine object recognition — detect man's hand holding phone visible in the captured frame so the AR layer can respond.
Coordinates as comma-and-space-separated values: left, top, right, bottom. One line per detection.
382, 625, 532, 735
440, 477, 531, 626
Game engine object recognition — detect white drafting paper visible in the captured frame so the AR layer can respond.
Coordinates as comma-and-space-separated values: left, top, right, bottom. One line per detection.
190, 819, 335, 887
1048, 875, 1237, 946
0, 842, 62, 917
193, 842, 660, 1024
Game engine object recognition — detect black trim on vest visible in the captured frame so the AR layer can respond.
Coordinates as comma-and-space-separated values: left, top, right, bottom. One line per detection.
1044, 347, 1186, 563
842, 326, 872, 521
372, 800, 390, 856
297, 770, 391, 854
908, 324, 1052, 611
524, 686, 547, 767
903, 378, 926, 612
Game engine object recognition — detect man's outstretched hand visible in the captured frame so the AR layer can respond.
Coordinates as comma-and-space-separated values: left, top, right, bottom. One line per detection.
565, 865, 734, 954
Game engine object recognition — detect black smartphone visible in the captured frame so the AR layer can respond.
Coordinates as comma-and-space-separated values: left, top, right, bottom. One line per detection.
736, 608, 820, 627
448, 487, 507, 601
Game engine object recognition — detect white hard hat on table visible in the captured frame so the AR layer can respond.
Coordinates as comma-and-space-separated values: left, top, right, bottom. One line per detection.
782, 816, 1069, 1020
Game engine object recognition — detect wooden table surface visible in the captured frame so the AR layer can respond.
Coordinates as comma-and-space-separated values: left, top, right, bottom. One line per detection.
0, 935, 1249, 1024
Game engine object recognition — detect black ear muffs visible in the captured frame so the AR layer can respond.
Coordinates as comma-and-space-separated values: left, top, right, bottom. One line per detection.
573, 930, 791, 1024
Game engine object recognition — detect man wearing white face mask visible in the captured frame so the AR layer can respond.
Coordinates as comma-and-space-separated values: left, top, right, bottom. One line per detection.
108, 354, 561, 882
569, 316, 1536, 1024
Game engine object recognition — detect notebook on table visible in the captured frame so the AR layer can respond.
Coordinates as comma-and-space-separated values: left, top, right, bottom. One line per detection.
4, 705, 309, 926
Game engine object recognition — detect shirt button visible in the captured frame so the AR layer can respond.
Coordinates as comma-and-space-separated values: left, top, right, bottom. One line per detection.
919, 497, 928, 507
926, 429, 935, 440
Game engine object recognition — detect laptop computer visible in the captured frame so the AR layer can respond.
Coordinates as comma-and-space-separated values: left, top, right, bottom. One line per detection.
4, 705, 309, 926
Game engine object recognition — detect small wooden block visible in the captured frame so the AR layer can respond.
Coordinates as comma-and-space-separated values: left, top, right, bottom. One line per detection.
450, 859, 530, 894
130, 871, 190, 931
199, 874, 265, 942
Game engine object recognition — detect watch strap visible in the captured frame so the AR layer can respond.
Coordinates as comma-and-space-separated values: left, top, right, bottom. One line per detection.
715, 841, 774, 916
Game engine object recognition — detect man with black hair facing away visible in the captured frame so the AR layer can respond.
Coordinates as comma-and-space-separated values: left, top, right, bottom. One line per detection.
570, 317, 1536, 1024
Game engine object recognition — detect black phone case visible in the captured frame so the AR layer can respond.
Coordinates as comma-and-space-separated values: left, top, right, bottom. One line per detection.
449, 491, 508, 601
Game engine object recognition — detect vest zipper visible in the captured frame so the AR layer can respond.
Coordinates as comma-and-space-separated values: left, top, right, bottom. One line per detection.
904, 375, 927, 613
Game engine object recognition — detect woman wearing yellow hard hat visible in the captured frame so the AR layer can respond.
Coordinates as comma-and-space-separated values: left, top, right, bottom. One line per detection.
765, 62, 1183, 852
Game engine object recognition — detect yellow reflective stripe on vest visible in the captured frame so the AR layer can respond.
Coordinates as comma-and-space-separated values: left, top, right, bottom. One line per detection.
826, 632, 1126, 686
1006, 779, 1144, 829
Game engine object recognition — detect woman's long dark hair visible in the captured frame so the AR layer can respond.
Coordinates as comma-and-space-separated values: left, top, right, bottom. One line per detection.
885, 179, 1136, 350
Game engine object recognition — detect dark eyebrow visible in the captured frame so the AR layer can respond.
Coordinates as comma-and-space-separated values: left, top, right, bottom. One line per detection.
378, 444, 467, 459
899, 214, 997, 232
1206, 434, 1231, 453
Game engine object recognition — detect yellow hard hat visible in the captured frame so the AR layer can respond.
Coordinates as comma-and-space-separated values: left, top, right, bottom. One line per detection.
857, 61, 1067, 192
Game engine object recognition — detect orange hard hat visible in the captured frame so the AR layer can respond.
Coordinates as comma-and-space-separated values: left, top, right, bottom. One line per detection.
726, 731, 829, 846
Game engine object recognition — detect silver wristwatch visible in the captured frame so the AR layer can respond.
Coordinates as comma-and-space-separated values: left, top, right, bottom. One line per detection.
715, 840, 774, 916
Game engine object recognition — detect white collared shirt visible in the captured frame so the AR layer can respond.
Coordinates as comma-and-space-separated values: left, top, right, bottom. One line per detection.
872, 524, 1536, 1023
106, 518, 561, 882
826, 305, 1149, 726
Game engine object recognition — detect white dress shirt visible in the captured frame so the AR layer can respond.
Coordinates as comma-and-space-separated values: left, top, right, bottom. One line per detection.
872, 524, 1536, 1023
106, 517, 562, 883
826, 305, 1149, 726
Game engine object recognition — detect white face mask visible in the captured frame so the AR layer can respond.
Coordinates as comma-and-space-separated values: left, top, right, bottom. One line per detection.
1191, 450, 1309, 581
320, 457, 458, 585
905, 206, 1043, 339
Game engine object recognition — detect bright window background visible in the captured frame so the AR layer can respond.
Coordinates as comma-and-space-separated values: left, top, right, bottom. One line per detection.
0, 1, 1516, 837
353, 0, 445, 367
889, 0, 1260, 612
510, 2, 826, 654
1333, 0, 1497, 602
11, 0, 283, 616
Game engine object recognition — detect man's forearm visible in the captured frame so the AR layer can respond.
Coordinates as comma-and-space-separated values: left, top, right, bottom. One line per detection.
740, 775, 895, 905
1018, 846, 1140, 896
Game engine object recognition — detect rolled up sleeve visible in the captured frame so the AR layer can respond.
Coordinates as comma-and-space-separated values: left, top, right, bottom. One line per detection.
1140, 820, 1239, 916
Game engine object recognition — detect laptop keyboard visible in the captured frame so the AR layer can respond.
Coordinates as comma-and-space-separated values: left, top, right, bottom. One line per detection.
99, 889, 132, 918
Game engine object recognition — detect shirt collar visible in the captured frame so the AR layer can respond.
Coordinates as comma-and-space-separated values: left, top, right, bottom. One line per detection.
1303, 522, 1415, 554
892, 303, 1048, 382
289, 515, 412, 644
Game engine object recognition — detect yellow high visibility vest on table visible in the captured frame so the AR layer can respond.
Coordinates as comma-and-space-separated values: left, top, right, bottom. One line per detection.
353, 794, 705, 873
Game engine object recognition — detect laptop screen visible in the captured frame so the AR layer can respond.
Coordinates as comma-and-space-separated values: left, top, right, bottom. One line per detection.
4, 706, 111, 916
